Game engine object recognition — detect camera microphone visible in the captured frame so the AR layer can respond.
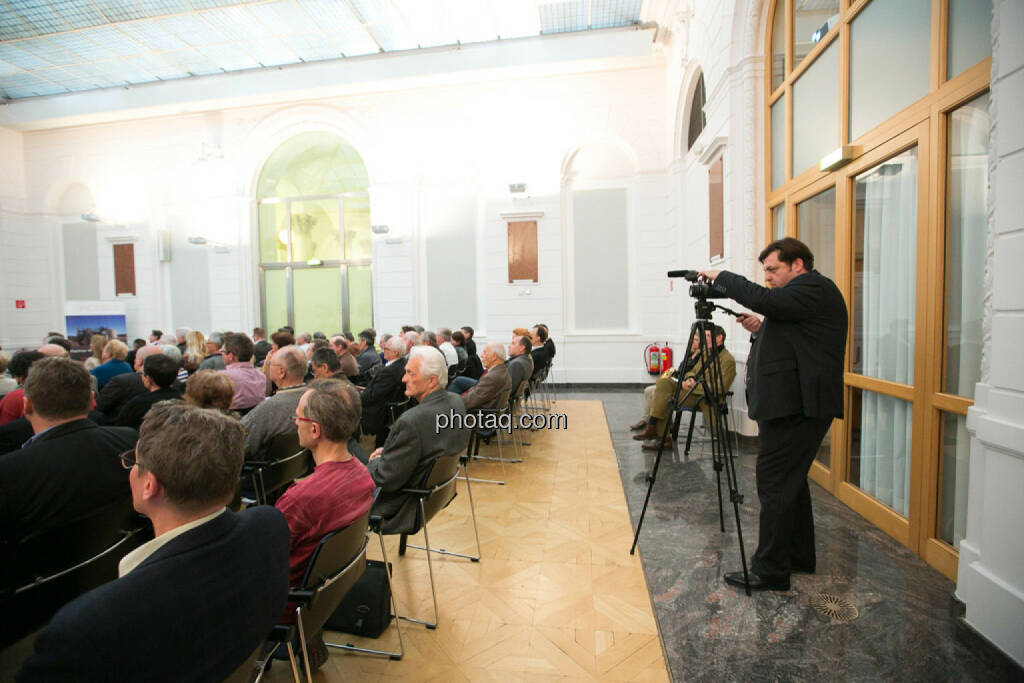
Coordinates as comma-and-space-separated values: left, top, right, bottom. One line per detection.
667, 269, 700, 281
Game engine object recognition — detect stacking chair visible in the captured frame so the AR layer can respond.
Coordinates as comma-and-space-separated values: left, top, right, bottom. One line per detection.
242, 433, 313, 506
670, 390, 735, 455
446, 364, 458, 386
461, 386, 514, 486
385, 449, 481, 629
1, 497, 149, 649
258, 510, 404, 683
387, 397, 412, 426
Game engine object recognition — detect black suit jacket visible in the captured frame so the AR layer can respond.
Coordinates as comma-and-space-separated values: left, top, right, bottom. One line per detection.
713, 270, 847, 421
17, 507, 290, 683
115, 387, 182, 431
360, 357, 407, 434
254, 339, 272, 366
530, 346, 550, 379
0, 419, 137, 544
95, 372, 147, 419
0, 412, 108, 456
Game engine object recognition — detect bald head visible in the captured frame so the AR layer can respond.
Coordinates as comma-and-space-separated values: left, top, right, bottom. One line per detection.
134, 344, 163, 371
37, 343, 69, 358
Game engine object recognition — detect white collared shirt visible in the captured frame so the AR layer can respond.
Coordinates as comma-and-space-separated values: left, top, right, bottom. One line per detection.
118, 508, 227, 577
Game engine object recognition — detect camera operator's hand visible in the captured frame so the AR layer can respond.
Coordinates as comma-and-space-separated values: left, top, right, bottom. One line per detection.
698, 269, 721, 282
736, 313, 761, 333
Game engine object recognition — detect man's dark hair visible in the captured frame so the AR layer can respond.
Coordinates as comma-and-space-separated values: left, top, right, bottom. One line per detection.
461, 326, 474, 339
222, 333, 254, 362
358, 329, 375, 346
713, 325, 727, 344
311, 347, 341, 373
413, 325, 424, 334
517, 335, 532, 352
401, 325, 414, 333
253, 326, 266, 338
137, 401, 244, 513
132, 338, 146, 350
533, 326, 548, 343
9, 350, 45, 382
312, 338, 329, 351
342, 331, 355, 342
45, 336, 73, 353
271, 330, 295, 348
143, 354, 179, 389
451, 330, 465, 345
282, 326, 295, 335
151, 329, 163, 339
304, 379, 361, 443
759, 237, 814, 271
24, 357, 91, 419
312, 331, 326, 340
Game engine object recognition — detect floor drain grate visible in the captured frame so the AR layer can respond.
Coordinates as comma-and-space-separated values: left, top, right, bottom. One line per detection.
810, 593, 859, 622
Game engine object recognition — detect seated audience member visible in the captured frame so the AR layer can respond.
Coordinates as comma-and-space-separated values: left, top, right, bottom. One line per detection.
263, 330, 296, 376
252, 327, 272, 366
38, 342, 70, 358
115, 355, 182, 431
184, 370, 236, 412
95, 345, 162, 420
535, 323, 556, 359
436, 328, 459, 368
90, 339, 133, 391
310, 346, 346, 381
378, 333, 392, 364
174, 328, 189, 353
356, 329, 382, 378
296, 332, 312, 352
367, 346, 469, 532
148, 329, 163, 345
125, 339, 145, 370
0, 352, 18, 397
460, 342, 512, 412
329, 335, 360, 379
276, 380, 374, 587
84, 334, 107, 371
422, 331, 439, 349
198, 332, 225, 371
451, 330, 469, 369
403, 331, 422, 350
461, 326, 483, 380
513, 327, 530, 340
43, 337, 73, 355
635, 326, 736, 451
0, 358, 136, 544
17, 402, 290, 683
0, 350, 46, 425
360, 336, 408, 446
630, 335, 702, 431
529, 325, 551, 379
505, 335, 534, 397
220, 333, 266, 412
242, 345, 307, 460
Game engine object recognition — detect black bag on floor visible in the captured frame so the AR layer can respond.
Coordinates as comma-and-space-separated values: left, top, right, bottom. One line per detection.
324, 559, 393, 638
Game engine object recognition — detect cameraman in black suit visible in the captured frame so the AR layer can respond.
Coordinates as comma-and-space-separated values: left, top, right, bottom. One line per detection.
700, 237, 847, 591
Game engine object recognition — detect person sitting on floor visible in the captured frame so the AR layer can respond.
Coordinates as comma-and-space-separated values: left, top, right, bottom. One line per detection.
16, 401, 290, 682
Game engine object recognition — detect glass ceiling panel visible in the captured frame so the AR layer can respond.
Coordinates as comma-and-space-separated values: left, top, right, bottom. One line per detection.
0, 0, 642, 101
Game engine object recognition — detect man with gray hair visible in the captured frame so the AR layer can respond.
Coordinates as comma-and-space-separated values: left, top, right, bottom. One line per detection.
367, 346, 468, 532
241, 345, 307, 460
199, 332, 225, 371
436, 328, 458, 368
18, 401, 291, 682
458, 342, 511, 413
403, 331, 422, 350
360, 335, 408, 446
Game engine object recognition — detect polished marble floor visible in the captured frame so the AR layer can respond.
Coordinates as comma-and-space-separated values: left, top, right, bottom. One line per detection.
574, 385, 1024, 683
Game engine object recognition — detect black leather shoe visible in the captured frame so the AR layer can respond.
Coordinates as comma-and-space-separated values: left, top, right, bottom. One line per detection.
724, 571, 790, 591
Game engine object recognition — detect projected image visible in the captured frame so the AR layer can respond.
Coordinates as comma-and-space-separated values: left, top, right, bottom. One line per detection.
65, 314, 128, 349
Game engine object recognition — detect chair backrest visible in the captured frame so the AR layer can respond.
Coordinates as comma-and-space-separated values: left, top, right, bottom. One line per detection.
387, 397, 412, 426
447, 364, 458, 384
416, 452, 463, 527
255, 448, 314, 504
487, 386, 512, 412
296, 510, 370, 639
1, 497, 147, 648
265, 431, 301, 463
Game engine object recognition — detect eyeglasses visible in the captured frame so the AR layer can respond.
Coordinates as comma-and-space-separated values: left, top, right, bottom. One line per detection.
119, 448, 137, 470
292, 415, 316, 425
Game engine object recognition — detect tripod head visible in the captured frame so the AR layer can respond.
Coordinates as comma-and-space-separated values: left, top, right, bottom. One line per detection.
693, 298, 742, 322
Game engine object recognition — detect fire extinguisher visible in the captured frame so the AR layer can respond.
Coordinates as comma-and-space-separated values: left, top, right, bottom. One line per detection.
660, 345, 673, 373
644, 343, 662, 375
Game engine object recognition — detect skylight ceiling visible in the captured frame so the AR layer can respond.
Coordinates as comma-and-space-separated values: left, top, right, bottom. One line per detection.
0, 0, 644, 101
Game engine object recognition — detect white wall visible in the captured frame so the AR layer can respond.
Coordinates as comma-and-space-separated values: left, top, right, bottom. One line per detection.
956, 0, 1024, 666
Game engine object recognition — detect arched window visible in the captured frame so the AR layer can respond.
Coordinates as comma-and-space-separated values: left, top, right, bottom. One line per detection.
256, 132, 372, 334
686, 72, 706, 151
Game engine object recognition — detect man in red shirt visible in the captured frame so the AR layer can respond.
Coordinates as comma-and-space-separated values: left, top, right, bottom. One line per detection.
274, 379, 375, 587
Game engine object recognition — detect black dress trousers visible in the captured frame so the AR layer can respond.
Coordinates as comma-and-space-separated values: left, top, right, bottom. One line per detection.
752, 413, 833, 580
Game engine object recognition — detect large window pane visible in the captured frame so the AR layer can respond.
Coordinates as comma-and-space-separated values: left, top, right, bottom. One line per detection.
794, 0, 839, 68
948, 0, 992, 80
348, 265, 373, 335
849, 0, 931, 141
944, 93, 989, 399
939, 411, 970, 547
293, 267, 343, 334
771, 97, 785, 189
772, 204, 785, 239
258, 202, 288, 263
771, 0, 785, 91
848, 387, 912, 517
290, 199, 340, 262
797, 187, 835, 281
852, 148, 918, 384
256, 132, 369, 199
343, 195, 371, 261
263, 269, 288, 333
793, 40, 838, 176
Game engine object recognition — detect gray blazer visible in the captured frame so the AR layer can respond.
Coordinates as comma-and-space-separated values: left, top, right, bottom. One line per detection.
368, 388, 469, 533
505, 354, 533, 398
463, 362, 512, 412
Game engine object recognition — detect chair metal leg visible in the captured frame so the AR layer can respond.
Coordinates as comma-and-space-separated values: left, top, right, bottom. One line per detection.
326, 531, 404, 660
399, 500, 439, 629
461, 463, 483, 560
295, 606, 313, 683
285, 640, 301, 683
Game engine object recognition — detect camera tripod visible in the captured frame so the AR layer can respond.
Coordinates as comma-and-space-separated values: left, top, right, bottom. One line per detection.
628, 298, 752, 596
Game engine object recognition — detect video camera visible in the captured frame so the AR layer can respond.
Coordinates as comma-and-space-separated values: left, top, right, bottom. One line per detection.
667, 269, 727, 300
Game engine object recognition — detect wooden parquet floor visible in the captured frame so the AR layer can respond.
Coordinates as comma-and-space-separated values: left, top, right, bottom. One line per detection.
266, 399, 669, 682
